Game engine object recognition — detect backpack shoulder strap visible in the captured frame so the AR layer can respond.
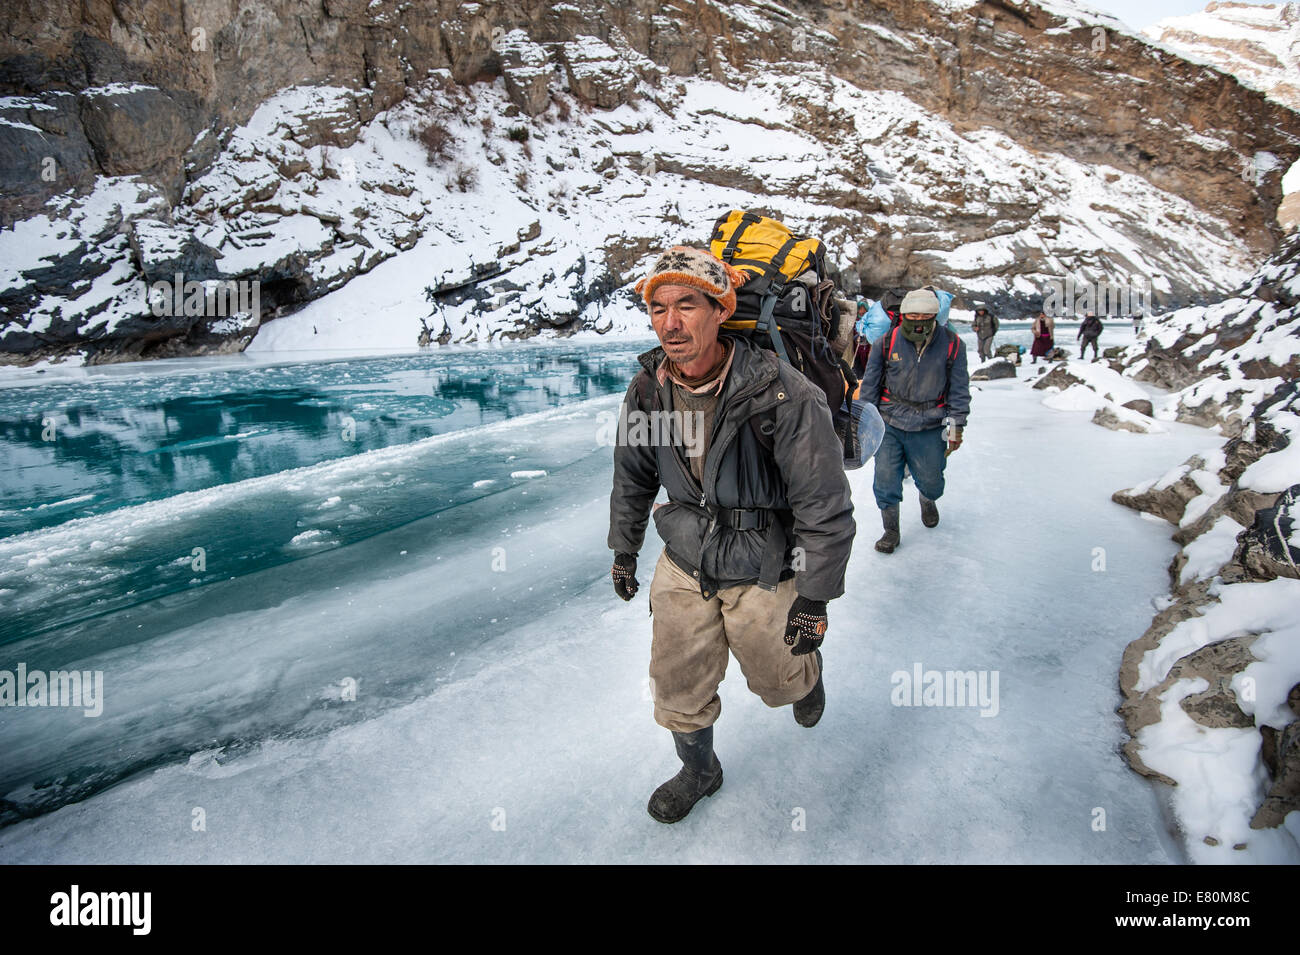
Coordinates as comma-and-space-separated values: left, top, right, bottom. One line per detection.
938, 327, 959, 407
748, 407, 776, 454
634, 370, 658, 411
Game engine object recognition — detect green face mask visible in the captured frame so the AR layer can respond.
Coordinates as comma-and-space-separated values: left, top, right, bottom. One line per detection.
900, 318, 935, 345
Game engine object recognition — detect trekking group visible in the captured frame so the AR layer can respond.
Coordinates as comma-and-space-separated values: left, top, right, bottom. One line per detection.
606, 212, 970, 824
605, 211, 1137, 824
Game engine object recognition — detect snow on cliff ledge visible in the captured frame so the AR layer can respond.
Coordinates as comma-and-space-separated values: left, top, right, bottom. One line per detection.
1144, 2, 1300, 113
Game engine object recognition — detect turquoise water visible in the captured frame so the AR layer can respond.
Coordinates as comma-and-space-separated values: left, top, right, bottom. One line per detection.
0, 342, 649, 825
0, 345, 646, 646
1, 349, 639, 538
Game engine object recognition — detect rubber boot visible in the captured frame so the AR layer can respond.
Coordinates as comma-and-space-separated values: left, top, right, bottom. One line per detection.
647, 726, 723, 824
920, 494, 940, 528
793, 648, 825, 728
874, 505, 900, 553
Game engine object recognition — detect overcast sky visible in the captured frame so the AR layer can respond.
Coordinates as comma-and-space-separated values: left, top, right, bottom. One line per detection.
1083, 0, 1282, 30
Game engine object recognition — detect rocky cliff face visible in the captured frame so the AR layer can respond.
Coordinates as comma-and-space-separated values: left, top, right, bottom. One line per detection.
3, 0, 1299, 363
1144, 1, 1300, 113
1144, 1, 1300, 231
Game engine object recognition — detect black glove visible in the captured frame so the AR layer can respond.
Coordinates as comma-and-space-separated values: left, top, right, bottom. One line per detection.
784, 595, 827, 656
612, 552, 639, 601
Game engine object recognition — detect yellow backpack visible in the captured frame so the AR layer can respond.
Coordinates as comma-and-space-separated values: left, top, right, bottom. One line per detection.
709, 210, 825, 290
705, 210, 863, 464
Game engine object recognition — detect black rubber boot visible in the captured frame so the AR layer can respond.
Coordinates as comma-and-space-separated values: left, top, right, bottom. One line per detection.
793, 649, 825, 728
920, 495, 940, 528
874, 505, 900, 553
647, 726, 723, 824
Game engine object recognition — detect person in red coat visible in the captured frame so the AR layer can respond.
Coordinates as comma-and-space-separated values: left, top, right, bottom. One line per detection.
1030, 310, 1055, 363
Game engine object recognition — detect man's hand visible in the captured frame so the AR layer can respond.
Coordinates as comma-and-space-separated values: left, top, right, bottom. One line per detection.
612, 552, 639, 601
946, 426, 963, 457
784, 595, 827, 656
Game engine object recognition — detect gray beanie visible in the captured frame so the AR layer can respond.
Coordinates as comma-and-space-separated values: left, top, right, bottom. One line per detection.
899, 289, 941, 315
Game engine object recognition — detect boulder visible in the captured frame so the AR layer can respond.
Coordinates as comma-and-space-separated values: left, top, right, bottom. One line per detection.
970, 358, 1016, 380
1031, 364, 1085, 391
559, 36, 639, 109
128, 219, 221, 284
1251, 683, 1300, 829
1171, 636, 1260, 729
497, 31, 554, 117
1122, 398, 1155, 417
1113, 455, 1213, 524
1235, 484, 1300, 581
1093, 405, 1151, 433
282, 88, 363, 150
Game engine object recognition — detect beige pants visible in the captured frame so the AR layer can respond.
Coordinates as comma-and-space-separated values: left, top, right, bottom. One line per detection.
648, 550, 820, 732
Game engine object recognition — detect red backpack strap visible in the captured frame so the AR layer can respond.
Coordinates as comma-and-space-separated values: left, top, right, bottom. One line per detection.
938, 327, 958, 407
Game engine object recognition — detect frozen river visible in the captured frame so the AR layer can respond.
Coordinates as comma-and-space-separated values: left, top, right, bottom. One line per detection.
0, 328, 1219, 861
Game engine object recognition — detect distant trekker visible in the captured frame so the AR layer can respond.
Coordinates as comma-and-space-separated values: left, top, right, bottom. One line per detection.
1078, 312, 1103, 361
853, 301, 870, 376
859, 288, 970, 554
1030, 310, 1055, 364
972, 306, 999, 362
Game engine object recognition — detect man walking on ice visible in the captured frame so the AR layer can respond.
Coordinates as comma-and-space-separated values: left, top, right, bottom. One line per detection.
608, 246, 856, 824
859, 287, 971, 554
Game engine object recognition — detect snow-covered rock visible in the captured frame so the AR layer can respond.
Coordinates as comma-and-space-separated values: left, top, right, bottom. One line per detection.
1034, 361, 1167, 433
1112, 228, 1300, 860
970, 358, 1016, 380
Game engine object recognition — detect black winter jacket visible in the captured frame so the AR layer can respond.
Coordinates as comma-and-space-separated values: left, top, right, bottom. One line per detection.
973, 312, 999, 338
1078, 316, 1104, 339
607, 335, 856, 602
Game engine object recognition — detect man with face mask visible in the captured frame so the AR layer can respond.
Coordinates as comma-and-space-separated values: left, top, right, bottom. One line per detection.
858, 288, 971, 553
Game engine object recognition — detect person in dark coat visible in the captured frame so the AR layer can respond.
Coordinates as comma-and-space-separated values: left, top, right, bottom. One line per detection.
858, 288, 970, 553
972, 306, 999, 362
608, 246, 856, 824
1078, 312, 1103, 360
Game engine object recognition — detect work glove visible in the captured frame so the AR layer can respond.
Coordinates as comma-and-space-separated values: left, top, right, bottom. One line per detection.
946, 426, 963, 457
784, 595, 827, 656
612, 552, 639, 601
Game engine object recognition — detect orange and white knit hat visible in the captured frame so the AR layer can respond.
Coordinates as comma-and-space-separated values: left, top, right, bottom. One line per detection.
634, 246, 748, 315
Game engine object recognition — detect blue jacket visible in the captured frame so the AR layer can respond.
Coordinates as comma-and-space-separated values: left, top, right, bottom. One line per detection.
859, 324, 971, 431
